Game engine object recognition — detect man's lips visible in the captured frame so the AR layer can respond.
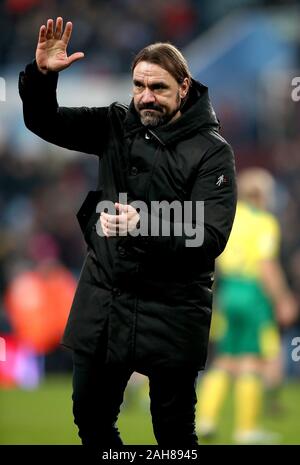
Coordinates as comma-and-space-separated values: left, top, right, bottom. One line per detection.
140, 108, 162, 113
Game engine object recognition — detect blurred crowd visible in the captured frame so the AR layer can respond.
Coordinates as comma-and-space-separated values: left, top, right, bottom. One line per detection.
1, 0, 201, 74
1, 0, 299, 73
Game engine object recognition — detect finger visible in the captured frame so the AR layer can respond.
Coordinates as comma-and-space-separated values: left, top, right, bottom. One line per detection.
102, 220, 126, 236
68, 52, 85, 66
104, 221, 119, 232
54, 17, 63, 39
115, 202, 128, 213
111, 218, 128, 232
101, 213, 120, 224
116, 214, 128, 227
100, 215, 117, 233
38, 25, 47, 44
127, 209, 138, 220
100, 218, 109, 237
46, 18, 54, 40
107, 217, 125, 234
117, 227, 128, 236
61, 21, 73, 45
102, 225, 109, 237
105, 221, 119, 234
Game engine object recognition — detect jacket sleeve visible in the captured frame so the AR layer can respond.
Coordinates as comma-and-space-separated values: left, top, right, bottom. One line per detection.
126, 142, 237, 264
18, 61, 109, 155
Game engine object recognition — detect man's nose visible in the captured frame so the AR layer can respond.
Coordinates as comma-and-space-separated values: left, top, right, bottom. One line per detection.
140, 88, 156, 103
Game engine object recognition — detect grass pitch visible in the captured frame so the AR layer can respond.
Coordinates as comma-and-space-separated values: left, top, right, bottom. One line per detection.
0, 375, 299, 444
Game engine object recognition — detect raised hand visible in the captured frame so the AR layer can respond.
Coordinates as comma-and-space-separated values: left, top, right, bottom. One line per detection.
36, 17, 84, 74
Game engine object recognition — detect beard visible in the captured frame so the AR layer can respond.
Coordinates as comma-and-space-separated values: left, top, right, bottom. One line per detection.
137, 92, 181, 128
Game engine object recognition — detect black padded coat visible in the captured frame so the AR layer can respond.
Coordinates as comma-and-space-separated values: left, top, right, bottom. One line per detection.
19, 61, 237, 370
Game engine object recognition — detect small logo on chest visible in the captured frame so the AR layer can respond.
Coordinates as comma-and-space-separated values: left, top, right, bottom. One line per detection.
216, 174, 229, 187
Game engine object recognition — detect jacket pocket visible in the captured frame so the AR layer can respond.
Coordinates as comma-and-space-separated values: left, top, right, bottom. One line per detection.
76, 190, 103, 235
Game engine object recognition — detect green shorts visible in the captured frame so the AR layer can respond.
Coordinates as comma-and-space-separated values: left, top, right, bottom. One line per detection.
215, 277, 280, 359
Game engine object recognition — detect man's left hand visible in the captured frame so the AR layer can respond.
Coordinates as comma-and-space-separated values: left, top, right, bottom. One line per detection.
100, 202, 140, 237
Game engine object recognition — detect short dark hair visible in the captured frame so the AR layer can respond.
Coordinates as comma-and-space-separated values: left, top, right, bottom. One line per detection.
131, 42, 192, 86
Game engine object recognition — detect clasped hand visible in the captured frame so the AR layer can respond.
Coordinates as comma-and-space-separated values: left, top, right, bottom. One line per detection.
100, 203, 140, 237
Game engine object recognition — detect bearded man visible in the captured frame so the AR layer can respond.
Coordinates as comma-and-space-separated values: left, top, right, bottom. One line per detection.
19, 17, 237, 446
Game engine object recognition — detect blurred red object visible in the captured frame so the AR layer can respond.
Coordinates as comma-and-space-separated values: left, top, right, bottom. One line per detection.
6, 0, 40, 14
4, 264, 76, 354
160, 1, 195, 41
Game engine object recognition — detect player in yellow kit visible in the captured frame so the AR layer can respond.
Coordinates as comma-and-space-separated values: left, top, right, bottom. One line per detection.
196, 168, 297, 444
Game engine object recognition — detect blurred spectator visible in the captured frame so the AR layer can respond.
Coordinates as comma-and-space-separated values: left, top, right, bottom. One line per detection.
196, 168, 298, 444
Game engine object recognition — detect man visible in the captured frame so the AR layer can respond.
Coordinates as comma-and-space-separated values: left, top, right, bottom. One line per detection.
196, 168, 297, 444
19, 17, 237, 446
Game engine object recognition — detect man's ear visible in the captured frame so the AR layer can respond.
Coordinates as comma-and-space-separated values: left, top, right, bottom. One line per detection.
180, 77, 190, 99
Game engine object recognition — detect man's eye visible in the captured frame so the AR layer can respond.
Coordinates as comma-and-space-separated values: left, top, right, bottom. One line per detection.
153, 85, 167, 91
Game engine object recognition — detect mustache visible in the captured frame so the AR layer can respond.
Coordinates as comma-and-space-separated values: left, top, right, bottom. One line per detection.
137, 102, 164, 112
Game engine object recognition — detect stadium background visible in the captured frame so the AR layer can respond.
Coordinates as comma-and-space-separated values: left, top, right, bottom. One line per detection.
0, 0, 300, 444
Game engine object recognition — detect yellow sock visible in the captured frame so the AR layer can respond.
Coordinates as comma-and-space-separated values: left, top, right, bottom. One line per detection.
196, 369, 230, 431
234, 373, 262, 433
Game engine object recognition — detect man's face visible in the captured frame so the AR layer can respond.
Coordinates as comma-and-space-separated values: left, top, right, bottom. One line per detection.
132, 61, 189, 128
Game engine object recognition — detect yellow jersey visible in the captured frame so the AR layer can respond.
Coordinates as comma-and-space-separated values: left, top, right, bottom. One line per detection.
217, 201, 280, 279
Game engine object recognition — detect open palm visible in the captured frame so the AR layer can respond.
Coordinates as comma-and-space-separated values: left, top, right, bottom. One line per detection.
36, 17, 84, 74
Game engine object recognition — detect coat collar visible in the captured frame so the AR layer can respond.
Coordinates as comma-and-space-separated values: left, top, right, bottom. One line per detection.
123, 79, 220, 145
